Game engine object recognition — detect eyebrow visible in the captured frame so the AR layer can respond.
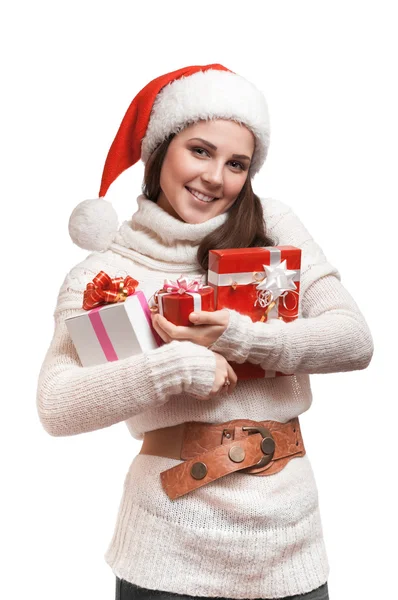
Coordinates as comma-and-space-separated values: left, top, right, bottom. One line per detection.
187, 137, 252, 161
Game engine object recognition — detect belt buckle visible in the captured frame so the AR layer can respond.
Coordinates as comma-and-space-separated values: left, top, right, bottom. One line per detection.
240, 425, 275, 471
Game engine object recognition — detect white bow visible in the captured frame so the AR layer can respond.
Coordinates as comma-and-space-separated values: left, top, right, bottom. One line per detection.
255, 260, 298, 302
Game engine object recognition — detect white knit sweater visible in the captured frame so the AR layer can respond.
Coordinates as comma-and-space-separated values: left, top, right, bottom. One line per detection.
37, 195, 373, 599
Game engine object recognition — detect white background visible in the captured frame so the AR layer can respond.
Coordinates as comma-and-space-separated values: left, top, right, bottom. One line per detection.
1, 2, 396, 599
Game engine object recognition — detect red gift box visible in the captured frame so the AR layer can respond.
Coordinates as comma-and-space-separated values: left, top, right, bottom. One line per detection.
155, 277, 215, 327
208, 246, 301, 378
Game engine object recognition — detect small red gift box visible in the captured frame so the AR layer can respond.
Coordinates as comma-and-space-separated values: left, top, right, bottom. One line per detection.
208, 246, 301, 378
155, 277, 215, 327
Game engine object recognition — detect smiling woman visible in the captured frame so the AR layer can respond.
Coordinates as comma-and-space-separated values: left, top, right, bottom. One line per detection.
38, 63, 373, 600
156, 120, 255, 222
142, 119, 273, 271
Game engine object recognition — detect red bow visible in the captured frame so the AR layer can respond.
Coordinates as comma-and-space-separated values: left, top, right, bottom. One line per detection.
83, 271, 139, 310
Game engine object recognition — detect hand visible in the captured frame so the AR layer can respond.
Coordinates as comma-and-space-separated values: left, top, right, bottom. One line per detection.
151, 309, 230, 348
194, 351, 238, 400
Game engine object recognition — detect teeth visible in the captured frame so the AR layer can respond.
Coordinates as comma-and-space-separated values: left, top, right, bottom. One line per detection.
187, 187, 214, 202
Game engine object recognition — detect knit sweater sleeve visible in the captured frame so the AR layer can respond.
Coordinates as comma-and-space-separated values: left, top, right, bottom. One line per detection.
208, 199, 374, 374
37, 265, 216, 437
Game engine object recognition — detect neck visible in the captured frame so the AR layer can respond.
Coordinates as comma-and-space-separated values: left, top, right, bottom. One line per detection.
112, 194, 229, 268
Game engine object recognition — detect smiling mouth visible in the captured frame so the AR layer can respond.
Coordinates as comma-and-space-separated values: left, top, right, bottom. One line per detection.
185, 186, 219, 203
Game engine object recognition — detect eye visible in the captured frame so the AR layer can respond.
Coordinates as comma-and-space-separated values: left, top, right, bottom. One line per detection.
192, 147, 209, 157
229, 160, 245, 171
191, 147, 246, 171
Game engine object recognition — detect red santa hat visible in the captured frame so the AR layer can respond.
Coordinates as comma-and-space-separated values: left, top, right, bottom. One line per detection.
69, 63, 271, 251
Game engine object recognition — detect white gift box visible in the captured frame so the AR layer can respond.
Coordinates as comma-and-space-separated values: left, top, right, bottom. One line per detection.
65, 291, 162, 367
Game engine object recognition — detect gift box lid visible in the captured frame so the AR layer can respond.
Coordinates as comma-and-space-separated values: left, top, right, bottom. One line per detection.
65, 292, 142, 322
208, 246, 301, 274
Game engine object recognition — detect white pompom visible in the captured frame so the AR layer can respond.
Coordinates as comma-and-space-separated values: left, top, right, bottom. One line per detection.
68, 198, 119, 251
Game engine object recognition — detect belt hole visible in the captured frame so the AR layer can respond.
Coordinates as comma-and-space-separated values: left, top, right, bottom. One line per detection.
296, 441, 299, 446
293, 428, 296, 432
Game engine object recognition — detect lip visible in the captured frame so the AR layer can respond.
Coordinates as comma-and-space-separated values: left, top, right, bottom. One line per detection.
185, 186, 219, 201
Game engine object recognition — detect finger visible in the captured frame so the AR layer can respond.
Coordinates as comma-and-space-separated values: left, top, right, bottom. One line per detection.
189, 309, 229, 326
226, 364, 238, 394
155, 314, 194, 341
152, 314, 178, 337
151, 318, 172, 343
219, 373, 232, 395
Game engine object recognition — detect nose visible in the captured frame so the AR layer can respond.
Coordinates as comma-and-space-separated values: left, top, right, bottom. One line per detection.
201, 160, 223, 189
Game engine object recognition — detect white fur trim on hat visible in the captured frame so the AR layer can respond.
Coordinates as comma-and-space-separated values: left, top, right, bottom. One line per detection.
141, 69, 270, 175
68, 198, 119, 251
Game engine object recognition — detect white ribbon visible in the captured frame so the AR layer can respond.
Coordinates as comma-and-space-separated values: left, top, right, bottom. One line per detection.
158, 291, 202, 315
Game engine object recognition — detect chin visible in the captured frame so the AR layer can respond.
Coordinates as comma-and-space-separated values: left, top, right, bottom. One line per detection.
172, 206, 209, 224
181, 213, 209, 224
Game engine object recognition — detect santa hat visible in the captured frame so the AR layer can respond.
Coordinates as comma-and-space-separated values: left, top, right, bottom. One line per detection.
69, 63, 271, 252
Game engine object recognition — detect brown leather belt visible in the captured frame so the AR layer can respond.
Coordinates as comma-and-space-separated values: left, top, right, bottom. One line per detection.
139, 417, 305, 500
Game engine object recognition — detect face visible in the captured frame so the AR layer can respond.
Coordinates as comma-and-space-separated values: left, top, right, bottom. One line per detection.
156, 119, 255, 223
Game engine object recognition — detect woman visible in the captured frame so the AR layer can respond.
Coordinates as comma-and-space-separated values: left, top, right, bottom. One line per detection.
37, 64, 373, 599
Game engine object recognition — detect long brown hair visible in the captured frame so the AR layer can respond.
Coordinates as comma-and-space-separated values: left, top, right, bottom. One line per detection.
142, 133, 275, 271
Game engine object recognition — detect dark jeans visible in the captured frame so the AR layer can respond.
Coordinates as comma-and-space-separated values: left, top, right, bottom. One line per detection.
115, 578, 329, 600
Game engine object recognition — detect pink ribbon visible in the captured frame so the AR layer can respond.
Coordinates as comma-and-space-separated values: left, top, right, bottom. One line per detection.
88, 306, 118, 361
137, 292, 163, 347
162, 277, 204, 294
157, 276, 206, 315
88, 290, 162, 362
